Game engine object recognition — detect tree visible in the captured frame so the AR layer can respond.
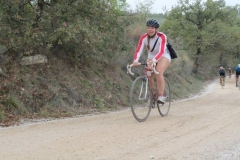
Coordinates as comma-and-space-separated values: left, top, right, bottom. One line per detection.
0, 0, 135, 67
161, 0, 239, 74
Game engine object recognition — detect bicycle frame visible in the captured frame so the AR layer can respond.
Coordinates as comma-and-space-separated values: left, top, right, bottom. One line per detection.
127, 63, 155, 101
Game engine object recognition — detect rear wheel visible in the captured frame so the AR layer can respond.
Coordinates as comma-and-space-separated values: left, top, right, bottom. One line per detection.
157, 78, 171, 117
130, 76, 151, 122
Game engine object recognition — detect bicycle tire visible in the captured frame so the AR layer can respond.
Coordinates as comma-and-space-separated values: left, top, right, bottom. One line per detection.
157, 78, 171, 117
130, 76, 151, 122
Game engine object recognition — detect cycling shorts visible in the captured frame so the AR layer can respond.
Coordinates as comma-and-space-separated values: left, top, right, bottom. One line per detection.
162, 50, 171, 62
219, 73, 225, 77
236, 72, 240, 77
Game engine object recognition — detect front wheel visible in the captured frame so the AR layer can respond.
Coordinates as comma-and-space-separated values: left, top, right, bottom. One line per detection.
157, 78, 171, 117
130, 76, 151, 122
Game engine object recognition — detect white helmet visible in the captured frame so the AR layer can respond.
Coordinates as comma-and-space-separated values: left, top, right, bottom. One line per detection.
220, 66, 223, 69
238, 64, 240, 68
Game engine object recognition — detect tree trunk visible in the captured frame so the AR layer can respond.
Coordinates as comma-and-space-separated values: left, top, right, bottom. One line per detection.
193, 47, 201, 74
193, 35, 202, 74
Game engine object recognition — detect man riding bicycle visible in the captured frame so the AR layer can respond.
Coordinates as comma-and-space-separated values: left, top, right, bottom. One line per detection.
132, 19, 171, 104
234, 64, 240, 87
219, 66, 225, 86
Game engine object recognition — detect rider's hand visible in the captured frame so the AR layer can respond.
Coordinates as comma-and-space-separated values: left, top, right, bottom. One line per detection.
132, 60, 140, 66
146, 59, 153, 70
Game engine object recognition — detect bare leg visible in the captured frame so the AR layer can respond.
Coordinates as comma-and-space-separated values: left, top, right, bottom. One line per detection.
155, 57, 170, 95
236, 76, 239, 86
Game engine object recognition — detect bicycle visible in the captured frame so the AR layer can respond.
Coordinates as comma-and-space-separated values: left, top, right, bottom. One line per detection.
220, 76, 225, 88
127, 62, 171, 122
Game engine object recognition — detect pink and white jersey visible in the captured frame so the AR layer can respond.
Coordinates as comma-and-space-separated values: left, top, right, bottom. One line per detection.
133, 32, 169, 62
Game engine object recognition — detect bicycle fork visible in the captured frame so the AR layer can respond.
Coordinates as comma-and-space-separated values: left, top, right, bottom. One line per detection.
138, 77, 149, 100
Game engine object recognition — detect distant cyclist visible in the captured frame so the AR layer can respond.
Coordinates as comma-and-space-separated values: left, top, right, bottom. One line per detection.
228, 68, 232, 78
234, 64, 240, 87
219, 66, 225, 86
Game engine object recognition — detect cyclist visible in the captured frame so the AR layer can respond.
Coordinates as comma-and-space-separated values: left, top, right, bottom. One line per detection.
228, 68, 232, 78
219, 66, 225, 86
132, 19, 171, 104
234, 64, 240, 87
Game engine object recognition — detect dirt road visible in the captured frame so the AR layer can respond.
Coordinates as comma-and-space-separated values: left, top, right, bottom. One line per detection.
0, 77, 240, 160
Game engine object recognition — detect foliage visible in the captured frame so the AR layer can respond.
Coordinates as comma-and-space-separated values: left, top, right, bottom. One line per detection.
94, 95, 105, 108
161, 0, 240, 75
0, 0, 139, 67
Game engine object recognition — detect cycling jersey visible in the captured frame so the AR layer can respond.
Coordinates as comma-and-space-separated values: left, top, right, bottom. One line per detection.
133, 32, 170, 62
219, 69, 225, 76
235, 66, 240, 73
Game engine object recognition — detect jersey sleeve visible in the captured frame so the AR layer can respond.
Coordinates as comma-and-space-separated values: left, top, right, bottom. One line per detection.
153, 32, 167, 61
133, 34, 147, 61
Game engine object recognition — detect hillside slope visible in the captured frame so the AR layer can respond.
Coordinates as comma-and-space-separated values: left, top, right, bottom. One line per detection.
0, 51, 205, 126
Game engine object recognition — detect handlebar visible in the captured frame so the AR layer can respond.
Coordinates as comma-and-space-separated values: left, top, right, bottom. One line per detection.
127, 62, 159, 75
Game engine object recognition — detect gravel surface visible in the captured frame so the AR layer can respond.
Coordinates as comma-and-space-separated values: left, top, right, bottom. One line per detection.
0, 77, 240, 160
